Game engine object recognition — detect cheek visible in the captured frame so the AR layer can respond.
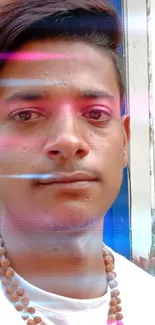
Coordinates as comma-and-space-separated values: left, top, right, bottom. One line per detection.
95, 133, 124, 162
0, 135, 45, 172
94, 132, 124, 185
0, 134, 46, 150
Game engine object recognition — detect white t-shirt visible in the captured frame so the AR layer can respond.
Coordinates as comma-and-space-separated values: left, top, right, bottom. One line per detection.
0, 248, 155, 325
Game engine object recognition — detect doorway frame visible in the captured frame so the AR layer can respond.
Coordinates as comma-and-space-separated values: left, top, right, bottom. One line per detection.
123, 0, 152, 259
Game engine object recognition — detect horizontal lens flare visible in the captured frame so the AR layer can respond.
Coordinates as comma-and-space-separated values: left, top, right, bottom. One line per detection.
0, 174, 57, 180
0, 79, 67, 87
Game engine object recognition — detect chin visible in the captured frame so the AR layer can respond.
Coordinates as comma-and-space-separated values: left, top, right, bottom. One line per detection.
40, 217, 98, 234
26, 207, 100, 234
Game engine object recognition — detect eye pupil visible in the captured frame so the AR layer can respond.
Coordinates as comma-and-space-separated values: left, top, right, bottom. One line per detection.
19, 111, 32, 121
89, 110, 101, 120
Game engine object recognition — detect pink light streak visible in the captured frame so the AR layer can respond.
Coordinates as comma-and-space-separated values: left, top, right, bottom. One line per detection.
107, 321, 124, 325
0, 52, 84, 61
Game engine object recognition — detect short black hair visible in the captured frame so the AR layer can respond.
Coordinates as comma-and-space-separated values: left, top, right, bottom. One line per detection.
0, 0, 125, 103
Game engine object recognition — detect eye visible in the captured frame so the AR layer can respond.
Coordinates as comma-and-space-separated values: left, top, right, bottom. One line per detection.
9, 109, 44, 122
82, 108, 111, 121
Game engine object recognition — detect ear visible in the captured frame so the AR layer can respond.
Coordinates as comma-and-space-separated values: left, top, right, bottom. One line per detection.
122, 115, 130, 168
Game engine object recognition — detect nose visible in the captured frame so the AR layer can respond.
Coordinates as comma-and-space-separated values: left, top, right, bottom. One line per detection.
43, 118, 90, 162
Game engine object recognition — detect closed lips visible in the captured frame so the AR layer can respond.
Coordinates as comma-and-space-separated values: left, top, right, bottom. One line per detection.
38, 172, 97, 185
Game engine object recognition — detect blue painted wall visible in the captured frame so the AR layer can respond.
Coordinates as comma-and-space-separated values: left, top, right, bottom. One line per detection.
110, 0, 122, 16
103, 0, 131, 260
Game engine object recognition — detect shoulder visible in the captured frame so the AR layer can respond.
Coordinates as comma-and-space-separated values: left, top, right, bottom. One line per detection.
113, 248, 155, 285
110, 248, 155, 324
106, 246, 155, 299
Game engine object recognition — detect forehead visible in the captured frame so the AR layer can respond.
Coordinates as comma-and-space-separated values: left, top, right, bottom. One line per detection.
0, 39, 119, 99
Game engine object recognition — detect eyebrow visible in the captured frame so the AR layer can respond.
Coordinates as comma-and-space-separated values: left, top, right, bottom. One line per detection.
4, 91, 48, 103
79, 90, 115, 101
4, 89, 115, 103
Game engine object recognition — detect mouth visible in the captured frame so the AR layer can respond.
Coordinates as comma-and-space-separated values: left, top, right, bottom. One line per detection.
37, 172, 98, 187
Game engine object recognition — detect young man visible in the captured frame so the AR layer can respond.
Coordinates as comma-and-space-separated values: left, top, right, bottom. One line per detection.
0, 0, 154, 324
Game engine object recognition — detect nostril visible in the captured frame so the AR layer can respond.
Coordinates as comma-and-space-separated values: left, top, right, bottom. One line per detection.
51, 150, 59, 155
77, 149, 84, 155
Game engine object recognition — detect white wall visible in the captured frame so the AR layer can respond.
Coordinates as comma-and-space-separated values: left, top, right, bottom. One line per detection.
124, 0, 152, 258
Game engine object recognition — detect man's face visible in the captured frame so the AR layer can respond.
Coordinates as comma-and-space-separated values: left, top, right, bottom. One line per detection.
0, 39, 129, 232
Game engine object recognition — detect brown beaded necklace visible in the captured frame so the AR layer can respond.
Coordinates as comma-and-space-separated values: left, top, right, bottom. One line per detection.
0, 234, 123, 325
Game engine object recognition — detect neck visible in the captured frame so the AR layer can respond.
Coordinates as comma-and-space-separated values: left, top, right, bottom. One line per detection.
1, 217, 107, 299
